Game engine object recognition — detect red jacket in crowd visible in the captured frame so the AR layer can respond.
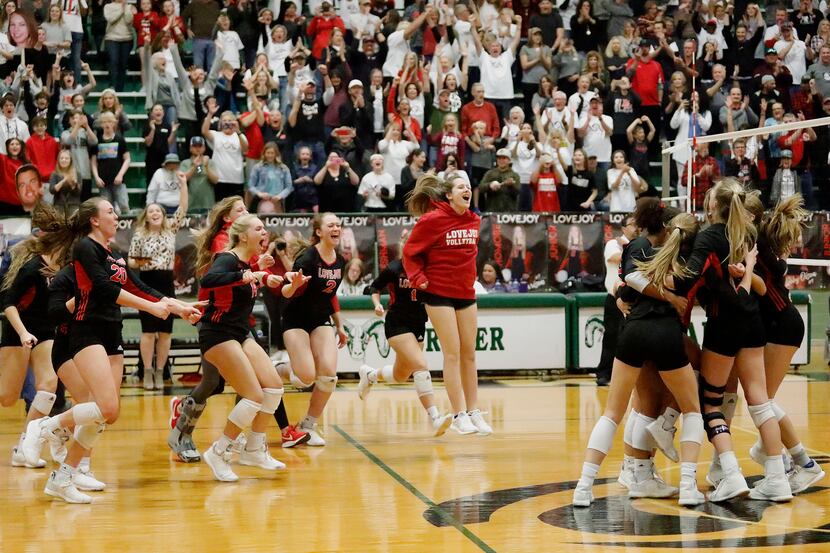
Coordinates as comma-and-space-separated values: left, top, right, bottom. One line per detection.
26, 133, 60, 180
0, 153, 23, 206
307, 15, 345, 60
460, 100, 500, 138
403, 200, 480, 300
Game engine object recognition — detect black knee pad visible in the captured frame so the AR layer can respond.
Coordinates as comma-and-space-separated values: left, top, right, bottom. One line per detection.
703, 411, 730, 442
699, 374, 727, 407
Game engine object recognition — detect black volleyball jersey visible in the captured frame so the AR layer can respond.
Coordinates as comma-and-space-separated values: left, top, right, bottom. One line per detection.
2, 255, 53, 335
73, 237, 164, 323
48, 265, 76, 337
200, 252, 258, 334
755, 235, 791, 316
288, 245, 345, 321
369, 259, 427, 321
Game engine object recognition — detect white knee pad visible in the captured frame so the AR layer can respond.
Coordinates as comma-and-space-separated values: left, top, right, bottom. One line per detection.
631, 413, 656, 451
748, 401, 776, 428
679, 412, 704, 445
722, 392, 739, 421
228, 398, 261, 429
31, 391, 56, 415
587, 416, 618, 455
72, 402, 105, 426
623, 410, 639, 447
413, 371, 434, 398
315, 375, 338, 393
290, 371, 314, 390
770, 400, 786, 421
74, 423, 106, 450
260, 388, 284, 415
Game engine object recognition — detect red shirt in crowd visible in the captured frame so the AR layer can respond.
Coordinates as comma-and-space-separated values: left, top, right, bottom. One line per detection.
682, 154, 720, 208
307, 15, 346, 59
26, 133, 60, 180
626, 57, 663, 106
531, 170, 560, 212
0, 153, 23, 206
403, 200, 480, 300
242, 111, 266, 160
430, 131, 466, 170
133, 10, 161, 47
778, 130, 809, 167
460, 100, 500, 138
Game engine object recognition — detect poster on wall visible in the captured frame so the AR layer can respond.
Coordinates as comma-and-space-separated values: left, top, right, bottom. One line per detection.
374, 215, 418, 271
478, 213, 549, 288
787, 211, 830, 289
546, 212, 605, 290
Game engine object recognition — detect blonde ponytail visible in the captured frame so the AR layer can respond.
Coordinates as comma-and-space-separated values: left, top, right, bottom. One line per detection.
712, 178, 757, 264
637, 213, 699, 294
762, 194, 808, 257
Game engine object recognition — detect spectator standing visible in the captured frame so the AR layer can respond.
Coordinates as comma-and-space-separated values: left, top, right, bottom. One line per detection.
60, 108, 97, 200
519, 27, 553, 119
480, 148, 520, 211
577, 97, 613, 207
681, 143, 721, 209
180, 136, 218, 212
60, 0, 86, 80
181, 0, 221, 71
202, 107, 248, 200
0, 95, 29, 154
146, 153, 183, 214
770, 149, 801, 204
358, 154, 395, 212
90, 112, 131, 214
471, 15, 522, 120
25, 116, 59, 182
103, 0, 136, 92
625, 41, 663, 139
724, 138, 761, 192
49, 149, 81, 215
290, 146, 319, 213
313, 151, 359, 212
605, 76, 641, 153
529, 0, 563, 50
248, 142, 293, 214
143, 103, 176, 187
308, 1, 345, 61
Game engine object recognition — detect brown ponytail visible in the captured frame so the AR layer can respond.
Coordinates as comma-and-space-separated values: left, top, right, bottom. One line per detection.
762, 194, 808, 258
406, 173, 452, 216
194, 195, 244, 275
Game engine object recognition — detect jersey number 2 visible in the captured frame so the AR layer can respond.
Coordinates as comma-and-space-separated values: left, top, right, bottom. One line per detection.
322, 280, 337, 294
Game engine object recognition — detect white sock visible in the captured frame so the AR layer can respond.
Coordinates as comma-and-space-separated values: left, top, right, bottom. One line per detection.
79, 457, 91, 473
426, 406, 439, 420
379, 365, 395, 383
719, 451, 739, 473
634, 458, 654, 482
765, 454, 786, 477
214, 435, 233, 452
661, 407, 680, 430
788, 443, 812, 467
578, 462, 600, 488
680, 462, 697, 486
623, 454, 633, 469
246, 431, 265, 451
300, 415, 317, 430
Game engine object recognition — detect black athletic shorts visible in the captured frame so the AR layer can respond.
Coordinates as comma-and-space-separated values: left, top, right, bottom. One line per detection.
418, 291, 476, 310
69, 321, 124, 357
0, 319, 54, 348
282, 310, 332, 334
763, 304, 804, 348
52, 332, 73, 370
385, 310, 428, 342
199, 324, 249, 355
703, 311, 766, 357
137, 270, 175, 334
615, 316, 689, 371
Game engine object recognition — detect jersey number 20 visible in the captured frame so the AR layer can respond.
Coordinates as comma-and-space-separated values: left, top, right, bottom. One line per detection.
110, 264, 127, 284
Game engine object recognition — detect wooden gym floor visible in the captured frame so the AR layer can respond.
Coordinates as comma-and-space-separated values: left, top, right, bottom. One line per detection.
2, 374, 830, 553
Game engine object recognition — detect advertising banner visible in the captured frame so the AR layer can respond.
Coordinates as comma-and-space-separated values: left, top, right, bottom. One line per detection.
547, 212, 606, 289
477, 212, 550, 288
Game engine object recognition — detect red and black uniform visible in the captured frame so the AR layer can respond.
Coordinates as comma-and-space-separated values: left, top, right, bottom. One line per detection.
755, 235, 804, 348
199, 252, 258, 354
48, 264, 76, 370
71, 237, 165, 356
369, 259, 428, 342
403, 200, 480, 309
678, 223, 765, 357
283, 245, 344, 333
1, 256, 55, 347
615, 236, 689, 371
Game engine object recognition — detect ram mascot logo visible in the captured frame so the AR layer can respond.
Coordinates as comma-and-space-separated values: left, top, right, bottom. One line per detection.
584, 316, 605, 348
343, 318, 390, 360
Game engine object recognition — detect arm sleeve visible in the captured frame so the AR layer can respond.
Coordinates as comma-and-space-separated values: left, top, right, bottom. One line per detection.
200, 253, 246, 289
124, 267, 165, 301
73, 239, 122, 304
402, 215, 436, 288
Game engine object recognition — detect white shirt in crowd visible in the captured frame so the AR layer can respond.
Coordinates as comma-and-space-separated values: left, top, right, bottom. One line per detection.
209, 132, 244, 183
146, 168, 181, 207
568, 90, 596, 120
261, 40, 293, 77
774, 38, 808, 82
513, 142, 540, 184
62, 0, 88, 34
579, 114, 613, 162
358, 171, 396, 209
382, 30, 410, 77
607, 167, 640, 212
0, 116, 30, 154
378, 139, 418, 183
479, 50, 515, 99
217, 30, 244, 69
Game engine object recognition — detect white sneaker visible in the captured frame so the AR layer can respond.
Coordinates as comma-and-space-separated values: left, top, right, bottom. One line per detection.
203, 444, 238, 482
706, 459, 724, 488
749, 473, 793, 502
678, 482, 706, 506
432, 413, 453, 437
357, 364, 376, 400
270, 350, 289, 366
154, 369, 164, 390
49, 427, 72, 464
230, 433, 247, 455
74, 469, 106, 491
617, 459, 634, 489
789, 463, 826, 494
646, 417, 679, 462
143, 370, 153, 391
467, 409, 492, 436
628, 474, 679, 499
239, 444, 286, 470
304, 425, 326, 446
707, 470, 750, 502
11, 446, 46, 468
450, 412, 477, 435
45, 469, 92, 504
572, 485, 594, 507
21, 418, 51, 466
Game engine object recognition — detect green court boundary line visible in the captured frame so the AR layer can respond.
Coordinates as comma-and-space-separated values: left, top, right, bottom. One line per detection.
333, 425, 497, 553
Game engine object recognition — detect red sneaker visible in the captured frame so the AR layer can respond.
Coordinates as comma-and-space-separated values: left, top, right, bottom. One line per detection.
281, 425, 311, 448
169, 397, 182, 429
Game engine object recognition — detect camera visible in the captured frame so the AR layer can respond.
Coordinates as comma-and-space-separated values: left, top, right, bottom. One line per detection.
222, 122, 234, 131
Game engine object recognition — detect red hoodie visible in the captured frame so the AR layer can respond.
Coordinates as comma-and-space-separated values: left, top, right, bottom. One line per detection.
26, 134, 60, 180
0, 154, 23, 205
403, 200, 480, 300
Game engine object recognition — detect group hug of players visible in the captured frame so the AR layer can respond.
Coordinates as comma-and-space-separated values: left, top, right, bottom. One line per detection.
2, 171, 488, 503
574, 182, 826, 507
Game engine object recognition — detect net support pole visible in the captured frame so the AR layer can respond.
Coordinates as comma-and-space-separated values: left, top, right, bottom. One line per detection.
662, 146, 672, 200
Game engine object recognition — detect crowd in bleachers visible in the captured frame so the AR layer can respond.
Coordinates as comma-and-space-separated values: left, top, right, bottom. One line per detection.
0, 0, 829, 217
